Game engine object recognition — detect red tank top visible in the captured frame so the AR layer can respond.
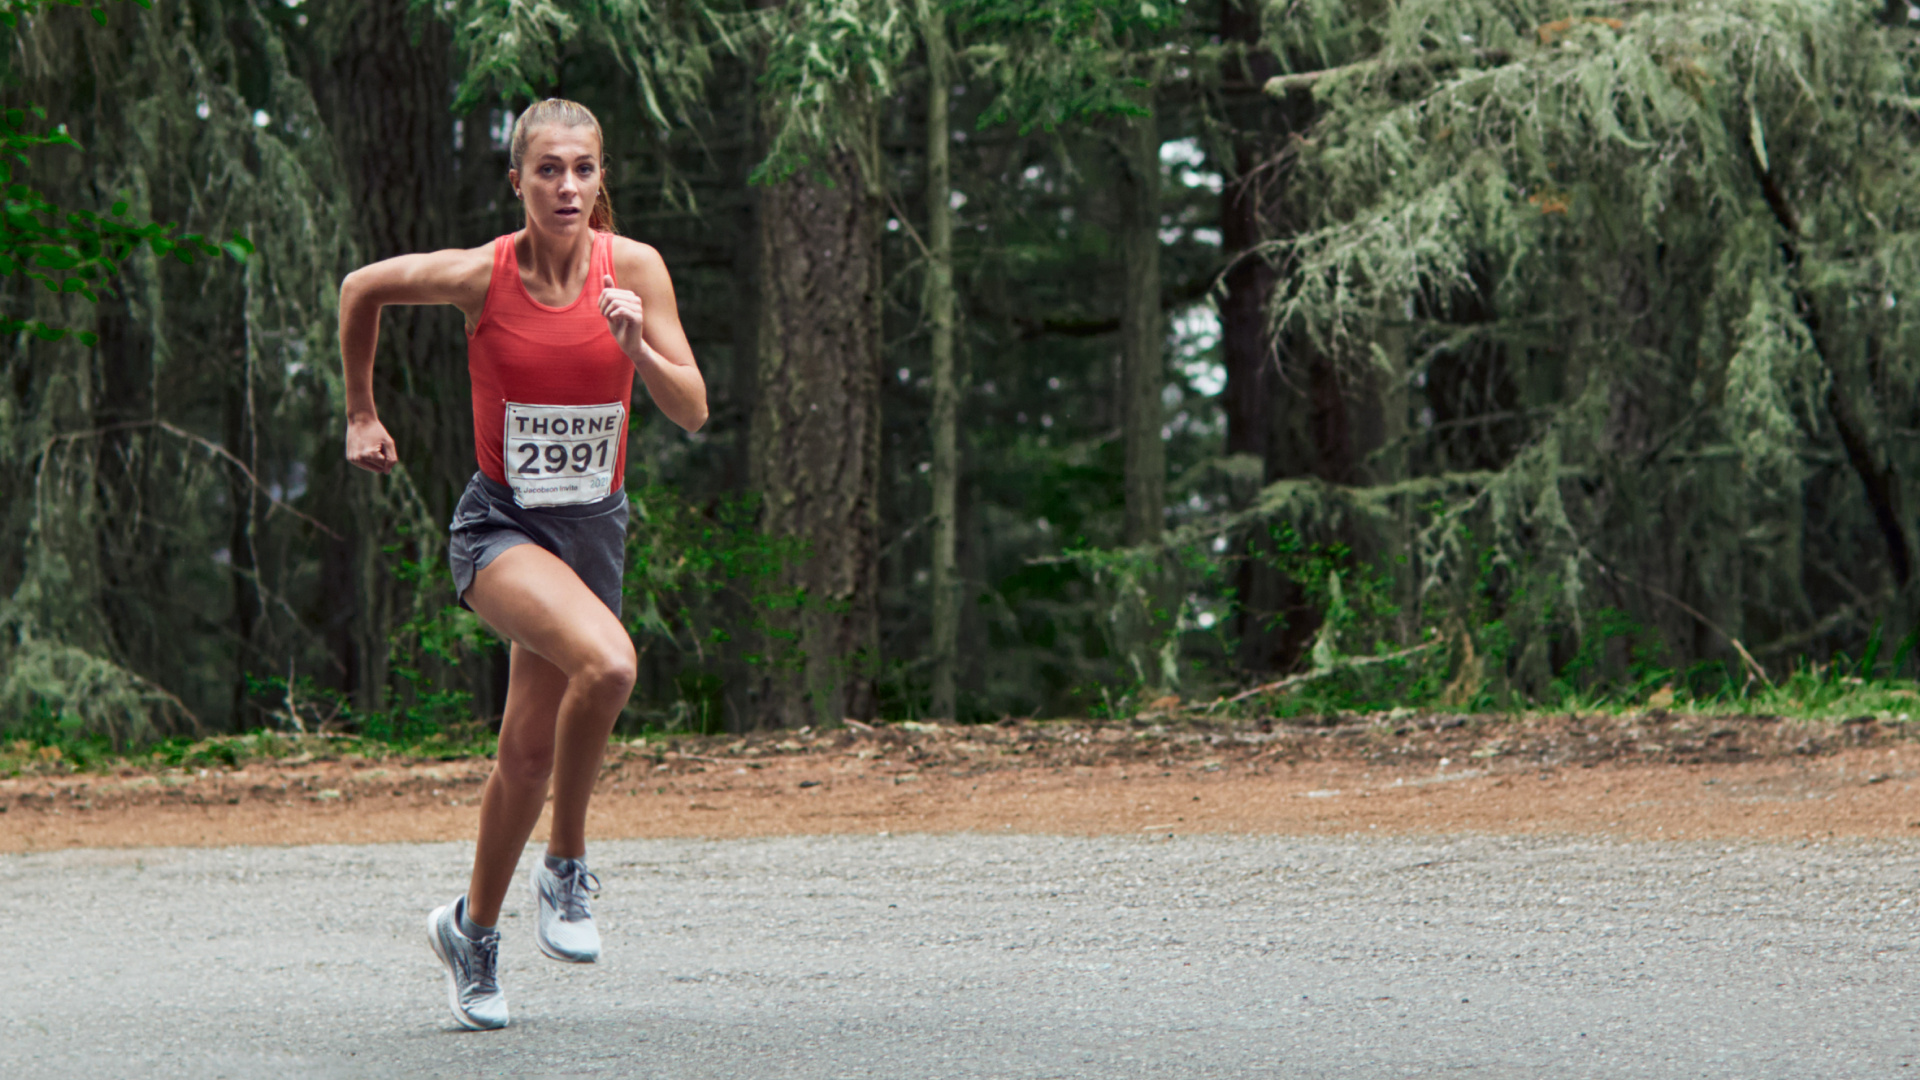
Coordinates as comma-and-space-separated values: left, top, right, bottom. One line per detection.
467, 230, 634, 491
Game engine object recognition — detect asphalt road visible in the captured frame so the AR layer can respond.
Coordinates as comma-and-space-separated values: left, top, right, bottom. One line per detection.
2, 832, 1917, 1079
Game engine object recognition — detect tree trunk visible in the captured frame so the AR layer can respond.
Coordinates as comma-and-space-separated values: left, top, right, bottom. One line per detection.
308, 0, 466, 711
748, 125, 883, 727
1117, 110, 1165, 547
223, 284, 262, 726
921, 0, 961, 721
1220, 0, 1281, 673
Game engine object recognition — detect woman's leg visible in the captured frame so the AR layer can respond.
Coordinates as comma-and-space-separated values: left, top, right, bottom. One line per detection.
461, 542, 635, 925
463, 642, 565, 925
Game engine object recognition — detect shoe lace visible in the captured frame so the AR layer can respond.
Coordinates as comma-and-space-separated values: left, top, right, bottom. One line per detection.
557, 864, 601, 922
466, 931, 500, 997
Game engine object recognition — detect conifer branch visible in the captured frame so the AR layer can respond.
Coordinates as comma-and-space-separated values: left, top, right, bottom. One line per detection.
43, 420, 342, 540
1263, 49, 1511, 96
1740, 115, 1914, 587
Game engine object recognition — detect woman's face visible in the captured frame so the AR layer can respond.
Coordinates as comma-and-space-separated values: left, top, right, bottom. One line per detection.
509, 124, 603, 237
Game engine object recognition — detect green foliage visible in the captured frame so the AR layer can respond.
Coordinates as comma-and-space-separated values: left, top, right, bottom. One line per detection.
0, 0, 144, 31
0, 0, 283, 762
16, 0, 1920, 745
1253, 0, 1920, 700
1056, 540, 1188, 692
619, 483, 814, 732
236, 667, 495, 751
0, 699, 114, 769
431, 0, 719, 128
1258, 522, 1401, 664
0, 636, 192, 751
1545, 607, 1672, 706
751, 0, 911, 183
0, 8, 250, 344
959, 0, 1182, 134
363, 671, 480, 744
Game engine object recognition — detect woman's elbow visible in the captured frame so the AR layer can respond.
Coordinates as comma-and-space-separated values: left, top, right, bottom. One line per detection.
338, 268, 377, 314
679, 404, 708, 434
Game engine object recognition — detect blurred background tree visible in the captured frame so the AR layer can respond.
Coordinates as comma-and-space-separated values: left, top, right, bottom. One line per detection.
6, 0, 1920, 745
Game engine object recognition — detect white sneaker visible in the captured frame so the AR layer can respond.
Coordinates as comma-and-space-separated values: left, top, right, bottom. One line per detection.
426, 898, 508, 1030
530, 858, 603, 963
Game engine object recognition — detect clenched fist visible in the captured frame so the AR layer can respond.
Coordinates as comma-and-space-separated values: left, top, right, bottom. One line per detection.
598, 274, 647, 361
346, 416, 397, 474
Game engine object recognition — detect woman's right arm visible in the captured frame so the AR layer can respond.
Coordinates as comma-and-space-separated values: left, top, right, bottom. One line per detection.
339, 247, 492, 474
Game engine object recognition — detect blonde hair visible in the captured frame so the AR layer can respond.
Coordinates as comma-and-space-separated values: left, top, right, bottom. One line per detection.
509, 98, 617, 233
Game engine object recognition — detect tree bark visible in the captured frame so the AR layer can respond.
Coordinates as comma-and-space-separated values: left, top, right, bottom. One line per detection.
1220, 0, 1283, 673
308, 0, 467, 709
921, 0, 961, 721
223, 294, 262, 726
749, 127, 884, 727
1117, 109, 1165, 547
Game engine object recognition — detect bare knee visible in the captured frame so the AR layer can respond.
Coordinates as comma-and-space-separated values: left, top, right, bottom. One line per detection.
573, 641, 637, 701
494, 741, 554, 790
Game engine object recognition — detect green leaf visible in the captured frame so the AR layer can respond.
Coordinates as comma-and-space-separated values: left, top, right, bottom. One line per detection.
88, 6, 104, 25
110, 200, 127, 216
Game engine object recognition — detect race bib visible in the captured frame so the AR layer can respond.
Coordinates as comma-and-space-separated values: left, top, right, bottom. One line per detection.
503, 401, 624, 508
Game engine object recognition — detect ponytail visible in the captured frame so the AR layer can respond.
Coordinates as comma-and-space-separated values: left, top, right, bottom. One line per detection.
508, 98, 618, 234
589, 184, 616, 234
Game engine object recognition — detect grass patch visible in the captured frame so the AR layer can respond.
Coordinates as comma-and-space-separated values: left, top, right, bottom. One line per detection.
0, 725, 499, 780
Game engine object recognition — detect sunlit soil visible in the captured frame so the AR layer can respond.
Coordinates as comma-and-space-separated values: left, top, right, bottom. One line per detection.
4, 712, 1916, 851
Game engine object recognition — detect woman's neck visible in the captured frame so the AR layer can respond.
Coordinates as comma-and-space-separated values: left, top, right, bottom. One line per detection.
516, 225, 593, 289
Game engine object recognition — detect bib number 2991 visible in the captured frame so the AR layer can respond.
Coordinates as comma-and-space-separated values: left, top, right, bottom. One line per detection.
504, 401, 624, 508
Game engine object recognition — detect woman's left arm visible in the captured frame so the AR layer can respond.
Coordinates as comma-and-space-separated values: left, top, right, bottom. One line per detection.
601, 239, 708, 432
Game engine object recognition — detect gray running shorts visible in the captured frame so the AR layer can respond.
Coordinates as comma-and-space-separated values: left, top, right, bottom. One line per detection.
448, 471, 628, 616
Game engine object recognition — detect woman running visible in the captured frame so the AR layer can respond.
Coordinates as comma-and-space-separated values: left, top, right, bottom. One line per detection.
338, 98, 706, 1030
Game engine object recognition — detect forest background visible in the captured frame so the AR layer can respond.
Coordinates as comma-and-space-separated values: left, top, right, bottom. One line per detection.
7, 0, 1920, 752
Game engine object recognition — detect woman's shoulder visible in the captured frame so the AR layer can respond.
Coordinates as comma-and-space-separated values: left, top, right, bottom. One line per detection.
607, 234, 668, 284
430, 241, 501, 304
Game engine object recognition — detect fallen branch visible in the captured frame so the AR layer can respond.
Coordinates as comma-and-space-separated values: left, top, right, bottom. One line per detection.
1585, 552, 1771, 687
1751, 592, 1889, 660
1192, 641, 1442, 713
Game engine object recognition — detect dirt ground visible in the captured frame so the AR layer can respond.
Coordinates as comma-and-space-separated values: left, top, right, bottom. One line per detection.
5, 709, 1920, 852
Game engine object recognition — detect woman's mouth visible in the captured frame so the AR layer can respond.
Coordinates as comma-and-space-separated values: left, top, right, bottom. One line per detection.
556, 207, 580, 217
